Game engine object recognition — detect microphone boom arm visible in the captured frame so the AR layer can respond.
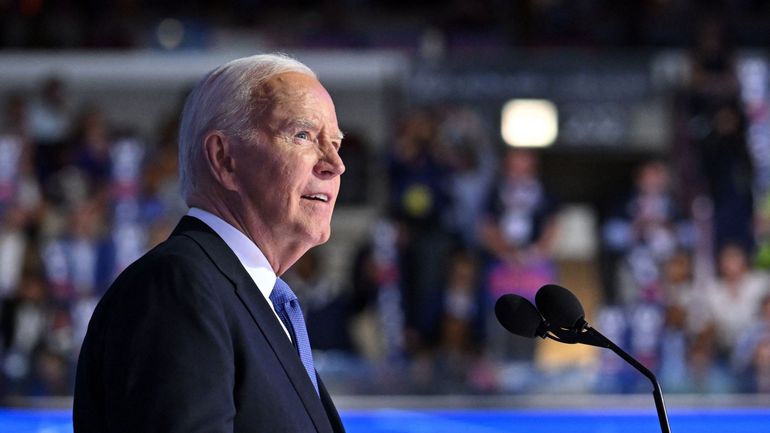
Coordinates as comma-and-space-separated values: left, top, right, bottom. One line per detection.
545, 324, 671, 433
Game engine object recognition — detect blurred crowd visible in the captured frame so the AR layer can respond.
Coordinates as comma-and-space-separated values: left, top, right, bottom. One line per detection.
0, 78, 186, 398
308, 19, 770, 396
324, 97, 769, 396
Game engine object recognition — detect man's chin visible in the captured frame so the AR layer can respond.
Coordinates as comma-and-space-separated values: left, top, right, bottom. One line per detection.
303, 226, 331, 248
314, 229, 331, 246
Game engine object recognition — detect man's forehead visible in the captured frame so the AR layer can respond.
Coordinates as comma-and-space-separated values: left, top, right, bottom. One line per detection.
255, 71, 323, 102
254, 72, 340, 131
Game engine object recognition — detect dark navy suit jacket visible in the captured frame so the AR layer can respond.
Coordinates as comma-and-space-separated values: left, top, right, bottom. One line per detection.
73, 216, 345, 433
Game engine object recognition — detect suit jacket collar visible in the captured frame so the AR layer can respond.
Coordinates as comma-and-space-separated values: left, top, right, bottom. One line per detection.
186, 207, 277, 304
170, 216, 337, 433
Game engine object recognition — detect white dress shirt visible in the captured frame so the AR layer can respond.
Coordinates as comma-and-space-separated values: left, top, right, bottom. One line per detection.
187, 207, 292, 341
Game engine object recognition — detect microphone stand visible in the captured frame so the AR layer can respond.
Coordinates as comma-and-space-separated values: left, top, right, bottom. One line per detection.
545, 324, 671, 433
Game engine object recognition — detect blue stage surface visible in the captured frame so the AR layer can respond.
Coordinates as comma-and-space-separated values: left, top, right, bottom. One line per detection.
2, 408, 770, 433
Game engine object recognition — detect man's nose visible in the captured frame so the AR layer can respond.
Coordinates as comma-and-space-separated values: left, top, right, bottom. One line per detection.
315, 146, 345, 178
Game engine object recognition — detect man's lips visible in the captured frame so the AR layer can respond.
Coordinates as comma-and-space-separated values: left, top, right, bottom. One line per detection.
301, 193, 330, 203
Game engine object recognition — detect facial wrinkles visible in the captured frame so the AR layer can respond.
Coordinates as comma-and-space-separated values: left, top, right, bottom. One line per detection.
256, 75, 339, 175
260, 75, 340, 145
266, 83, 330, 193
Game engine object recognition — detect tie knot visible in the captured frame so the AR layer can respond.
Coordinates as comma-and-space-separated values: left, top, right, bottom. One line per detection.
270, 278, 297, 306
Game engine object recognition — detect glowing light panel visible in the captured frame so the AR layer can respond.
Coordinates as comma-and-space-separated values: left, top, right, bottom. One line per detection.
501, 99, 558, 147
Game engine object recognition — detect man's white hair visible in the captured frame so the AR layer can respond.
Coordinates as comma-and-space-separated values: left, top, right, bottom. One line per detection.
178, 53, 316, 202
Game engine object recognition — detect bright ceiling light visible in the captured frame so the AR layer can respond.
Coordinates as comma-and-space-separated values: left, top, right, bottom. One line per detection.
501, 99, 558, 147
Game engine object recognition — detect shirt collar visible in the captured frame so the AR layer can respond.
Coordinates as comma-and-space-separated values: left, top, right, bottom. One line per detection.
187, 207, 276, 300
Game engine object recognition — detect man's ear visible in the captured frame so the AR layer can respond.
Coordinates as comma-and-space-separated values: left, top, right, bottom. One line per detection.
202, 131, 239, 192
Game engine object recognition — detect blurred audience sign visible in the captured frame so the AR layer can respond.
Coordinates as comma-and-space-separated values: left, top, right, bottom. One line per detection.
487, 259, 555, 302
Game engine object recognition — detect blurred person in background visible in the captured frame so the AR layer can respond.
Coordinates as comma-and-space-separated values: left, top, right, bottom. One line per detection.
602, 160, 692, 305
685, 18, 754, 254
480, 148, 557, 292
74, 53, 347, 433
698, 100, 754, 253
696, 242, 769, 391
480, 147, 557, 364
387, 109, 453, 358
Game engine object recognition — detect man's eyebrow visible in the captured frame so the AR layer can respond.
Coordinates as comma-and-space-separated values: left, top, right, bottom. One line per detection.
286, 118, 318, 131
285, 118, 343, 141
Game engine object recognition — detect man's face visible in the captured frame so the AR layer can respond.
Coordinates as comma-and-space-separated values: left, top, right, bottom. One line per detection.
233, 72, 345, 251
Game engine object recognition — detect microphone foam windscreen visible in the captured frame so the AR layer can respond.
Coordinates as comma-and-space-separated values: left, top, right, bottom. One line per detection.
494, 294, 544, 338
535, 284, 585, 329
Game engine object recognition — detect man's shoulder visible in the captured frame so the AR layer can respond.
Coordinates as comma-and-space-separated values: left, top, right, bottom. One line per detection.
102, 232, 222, 304
125, 232, 209, 277
91, 231, 231, 328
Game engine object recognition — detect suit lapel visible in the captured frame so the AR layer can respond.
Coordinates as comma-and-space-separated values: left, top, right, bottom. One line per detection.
318, 376, 346, 433
171, 216, 334, 433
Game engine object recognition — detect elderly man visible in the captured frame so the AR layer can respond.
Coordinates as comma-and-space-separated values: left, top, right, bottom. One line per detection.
73, 54, 346, 433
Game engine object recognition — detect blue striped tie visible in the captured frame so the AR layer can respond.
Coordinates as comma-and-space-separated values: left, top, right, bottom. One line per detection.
270, 278, 319, 394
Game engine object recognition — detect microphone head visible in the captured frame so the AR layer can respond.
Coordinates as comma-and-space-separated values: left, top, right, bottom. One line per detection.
494, 294, 546, 338
535, 284, 586, 330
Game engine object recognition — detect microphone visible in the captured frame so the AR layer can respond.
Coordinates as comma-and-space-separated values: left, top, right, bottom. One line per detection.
532, 284, 672, 433
494, 294, 548, 339
535, 284, 586, 330
493, 292, 584, 344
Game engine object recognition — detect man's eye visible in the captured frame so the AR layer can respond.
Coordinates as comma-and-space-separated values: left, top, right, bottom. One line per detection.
296, 131, 310, 140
